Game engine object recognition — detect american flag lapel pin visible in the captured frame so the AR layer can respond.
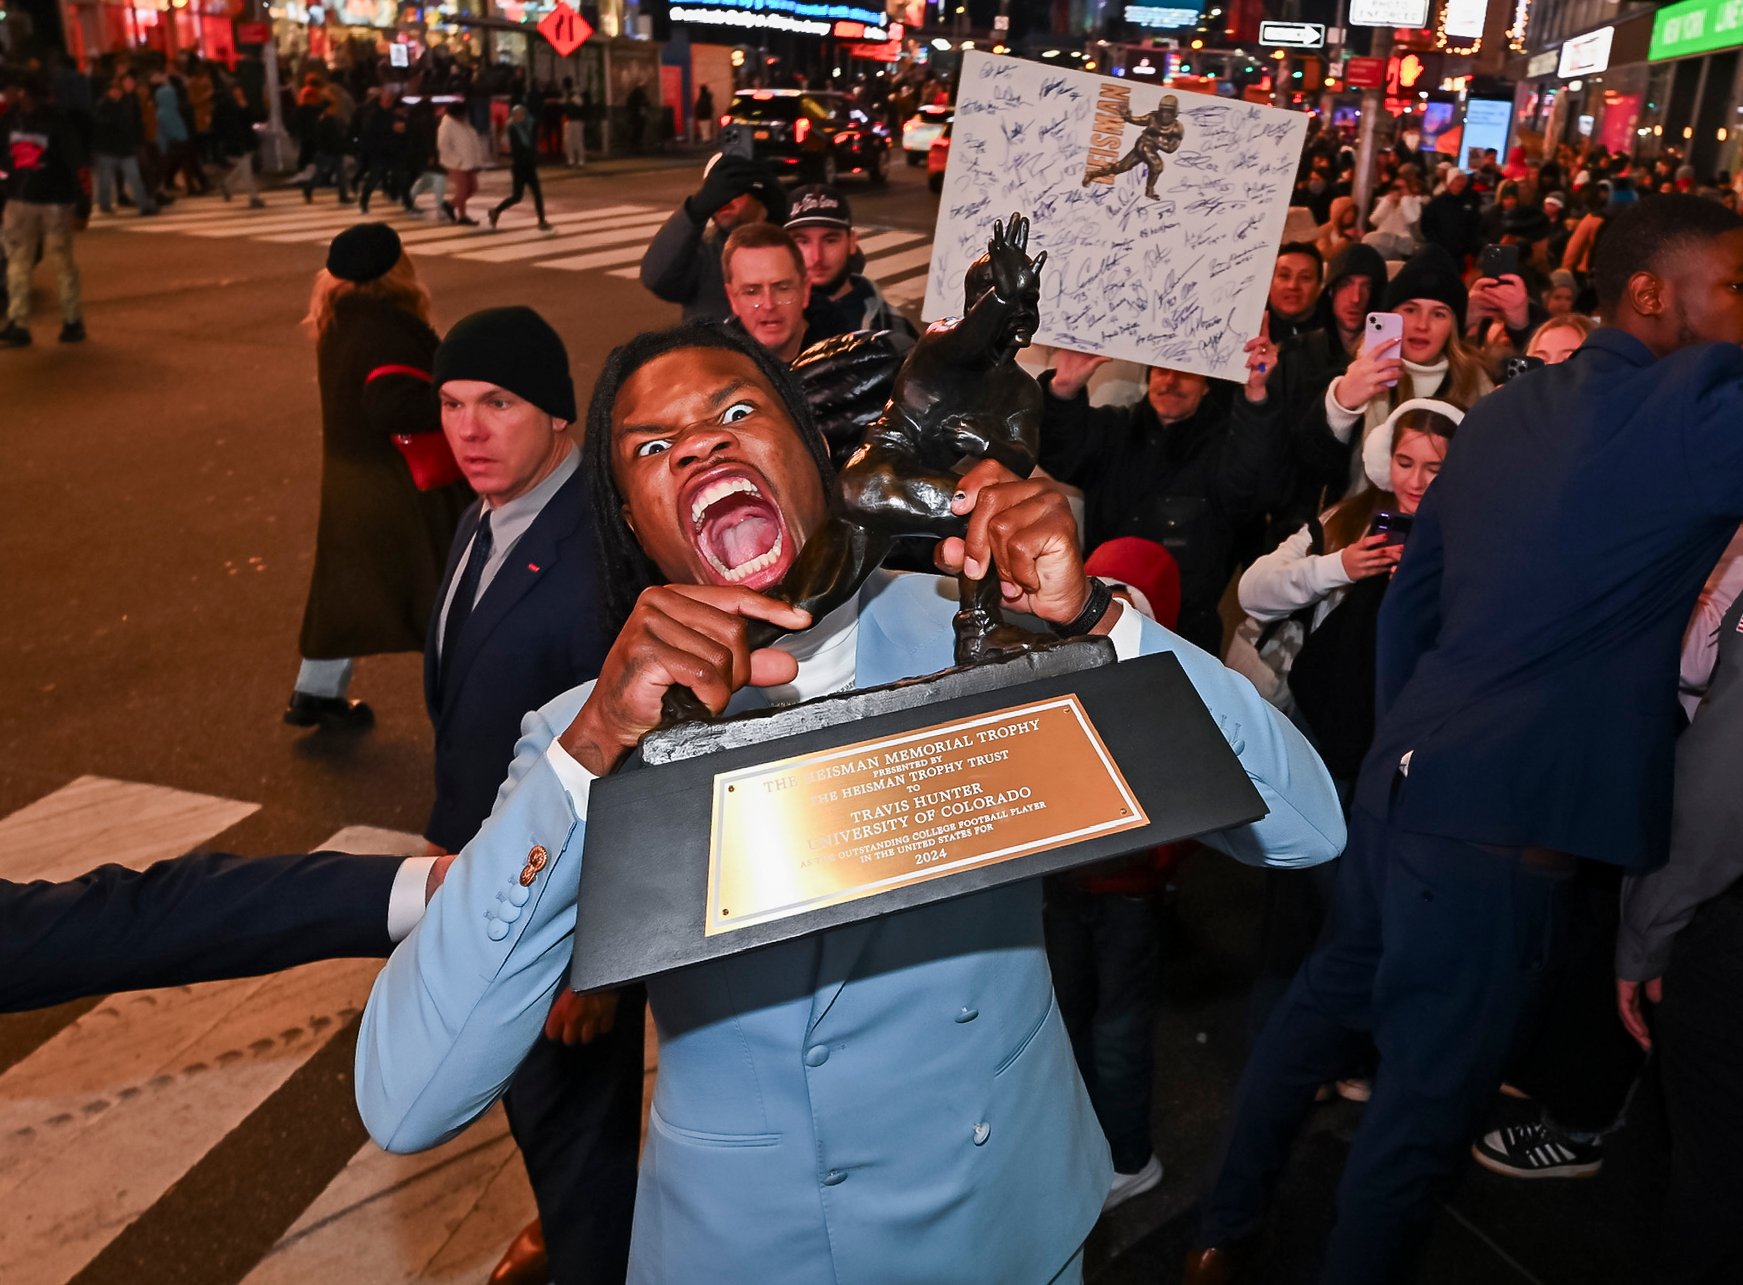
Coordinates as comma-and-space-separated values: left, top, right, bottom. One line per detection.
528, 562, 541, 573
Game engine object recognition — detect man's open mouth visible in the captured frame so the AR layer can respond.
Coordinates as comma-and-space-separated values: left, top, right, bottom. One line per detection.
687, 474, 788, 586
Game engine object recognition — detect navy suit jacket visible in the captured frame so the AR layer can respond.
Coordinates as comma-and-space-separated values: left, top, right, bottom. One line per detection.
0, 850, 402, 1012
423, 462, 609, 853
1361, 329, 1743, 870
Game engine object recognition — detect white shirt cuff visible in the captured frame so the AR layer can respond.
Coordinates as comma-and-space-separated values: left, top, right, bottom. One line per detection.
545, 738, 599, 819
387, 856, 438, 942
1105, 598, 1145, 662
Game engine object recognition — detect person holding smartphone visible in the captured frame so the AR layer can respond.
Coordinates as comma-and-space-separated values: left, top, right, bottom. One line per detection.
1309, 247, 1491, 499
1468, 237, 1555, 372
1237, 399, 1463, 788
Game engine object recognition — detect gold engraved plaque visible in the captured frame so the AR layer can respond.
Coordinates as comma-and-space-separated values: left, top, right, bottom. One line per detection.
705, 695, 1149, 935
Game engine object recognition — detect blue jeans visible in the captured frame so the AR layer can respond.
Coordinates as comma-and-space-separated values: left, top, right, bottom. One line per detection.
95, 153, 154, 214
1199, 797, 1572, 1283
1044, 878, 1161, 1174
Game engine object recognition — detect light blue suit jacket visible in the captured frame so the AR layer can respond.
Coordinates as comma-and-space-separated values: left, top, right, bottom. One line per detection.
356, 573, 1343, 1284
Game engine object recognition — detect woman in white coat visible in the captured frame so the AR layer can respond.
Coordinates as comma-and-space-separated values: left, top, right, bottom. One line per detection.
1239, 398, 1464, 790
436, 102, 484, 226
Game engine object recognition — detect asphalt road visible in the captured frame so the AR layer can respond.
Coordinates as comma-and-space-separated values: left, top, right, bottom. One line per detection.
0, 156, 1667, 1284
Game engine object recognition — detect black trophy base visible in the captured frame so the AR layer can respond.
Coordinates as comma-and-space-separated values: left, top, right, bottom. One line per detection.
570, 646, 1265, 992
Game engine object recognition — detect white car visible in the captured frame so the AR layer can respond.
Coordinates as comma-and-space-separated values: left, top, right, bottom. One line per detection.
901, 106, 952, 166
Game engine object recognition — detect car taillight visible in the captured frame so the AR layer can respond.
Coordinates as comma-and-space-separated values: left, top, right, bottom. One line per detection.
720, 114, 730, 128
794, 117, 810, 144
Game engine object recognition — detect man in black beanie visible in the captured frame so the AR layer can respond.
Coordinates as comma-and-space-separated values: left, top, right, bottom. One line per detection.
425, 305, 636, 1285
640, 153, 786, 323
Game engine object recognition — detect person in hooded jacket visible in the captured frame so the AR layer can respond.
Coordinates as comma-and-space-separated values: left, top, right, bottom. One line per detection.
1246, 242, 1390, 549
1039, 326, 1285, 656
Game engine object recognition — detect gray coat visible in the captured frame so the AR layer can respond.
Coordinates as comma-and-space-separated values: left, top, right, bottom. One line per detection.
1619, 590, 1743, 980
638, 204, 730, 322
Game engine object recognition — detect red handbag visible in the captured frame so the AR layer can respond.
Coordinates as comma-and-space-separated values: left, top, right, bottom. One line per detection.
368, 362, 464, 491
392, 431, 464, 490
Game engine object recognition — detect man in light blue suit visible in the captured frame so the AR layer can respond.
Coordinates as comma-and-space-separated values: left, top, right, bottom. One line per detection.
356, 324, 1344, 1284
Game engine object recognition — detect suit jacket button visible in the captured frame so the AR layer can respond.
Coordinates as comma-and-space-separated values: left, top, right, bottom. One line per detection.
486, 919, 510, 942
954, 1007, 979, 1023
804, 1044, 830, 1067
519, 863, 539, 887
527, 844, 549, 872
822, 1169, 847, 1186
505, 882, 531, 907
972, 1121, 991, 1146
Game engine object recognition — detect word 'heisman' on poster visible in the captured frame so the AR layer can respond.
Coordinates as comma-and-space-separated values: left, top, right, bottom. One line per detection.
924, 51, 1307, 383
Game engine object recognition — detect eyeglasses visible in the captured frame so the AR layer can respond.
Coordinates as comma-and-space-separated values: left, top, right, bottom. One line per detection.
732, 282, 801, 308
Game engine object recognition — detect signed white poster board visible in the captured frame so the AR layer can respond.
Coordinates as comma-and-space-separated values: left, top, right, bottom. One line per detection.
924, 52, 1307, 383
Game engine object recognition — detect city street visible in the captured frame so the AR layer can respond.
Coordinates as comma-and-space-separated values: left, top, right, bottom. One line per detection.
1, 156, 1665, 1284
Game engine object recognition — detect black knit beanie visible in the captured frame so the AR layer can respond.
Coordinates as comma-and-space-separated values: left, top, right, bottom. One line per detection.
326, 222, 403, 283
433, 306, 577, 422
1384, 245, 1468, 330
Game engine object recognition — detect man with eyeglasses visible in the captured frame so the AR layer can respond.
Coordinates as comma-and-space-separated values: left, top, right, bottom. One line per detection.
721, 222, 828, 366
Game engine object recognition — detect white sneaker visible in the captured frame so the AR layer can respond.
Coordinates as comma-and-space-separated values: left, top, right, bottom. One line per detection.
1103, 1154, 1163, 1211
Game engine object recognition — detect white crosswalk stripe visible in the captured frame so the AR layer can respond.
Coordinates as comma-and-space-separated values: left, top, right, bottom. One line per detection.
88, 193, 937, 305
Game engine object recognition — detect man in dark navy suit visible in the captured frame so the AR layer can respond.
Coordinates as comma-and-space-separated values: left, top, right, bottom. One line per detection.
1190, 196, 1743, 1284
424, 307, 636, 1285
2, 848, 432, 1012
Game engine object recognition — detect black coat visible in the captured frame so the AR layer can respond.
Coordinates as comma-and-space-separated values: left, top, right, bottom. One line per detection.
299, 295, 473, 658
1367, 329, 1743, 869
422, 464, 610, 852
92, 93, 142, 157
1038, 376, 1283, 654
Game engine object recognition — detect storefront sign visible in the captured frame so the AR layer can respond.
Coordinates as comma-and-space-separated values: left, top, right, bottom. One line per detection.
537, 1, 593, 56
1125, 4, 1204, 28
847, 40, 902, 61
1443, 0, 1489, 41
670, 0, 885, 36
832, 19, 891, 39
1649, 0, 1743, 61
1349, 0, 1431, 28
1527, 49, 1559, 77
1558, 25, 1614, 77
235, 19, 271, 43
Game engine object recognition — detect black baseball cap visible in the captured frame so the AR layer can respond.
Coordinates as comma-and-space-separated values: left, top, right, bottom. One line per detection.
785, 184, 853, 230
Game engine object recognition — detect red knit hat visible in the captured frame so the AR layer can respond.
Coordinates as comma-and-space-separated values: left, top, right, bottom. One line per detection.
1084, 537, 1180, 632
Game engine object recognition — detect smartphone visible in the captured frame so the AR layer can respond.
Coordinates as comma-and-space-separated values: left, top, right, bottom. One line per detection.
1368, 510, 1414, 546
1503, 354, 1546, 383
718, 124, 755, 160
1364, 312, 1403, 386
1478, 243, 1520, 280
1363, 311, 1403, 354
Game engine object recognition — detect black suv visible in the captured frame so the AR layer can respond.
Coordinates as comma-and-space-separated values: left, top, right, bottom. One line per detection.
719, 90, 891, 185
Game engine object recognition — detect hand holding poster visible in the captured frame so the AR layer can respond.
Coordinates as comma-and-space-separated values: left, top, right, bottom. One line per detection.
925, 52, 1307, 383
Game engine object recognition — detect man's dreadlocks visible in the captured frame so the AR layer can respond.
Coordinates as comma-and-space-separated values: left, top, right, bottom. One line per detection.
584, 322, 836, 638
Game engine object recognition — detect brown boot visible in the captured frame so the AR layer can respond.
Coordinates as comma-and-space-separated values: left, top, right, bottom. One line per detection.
488, 1218, 548, 1285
